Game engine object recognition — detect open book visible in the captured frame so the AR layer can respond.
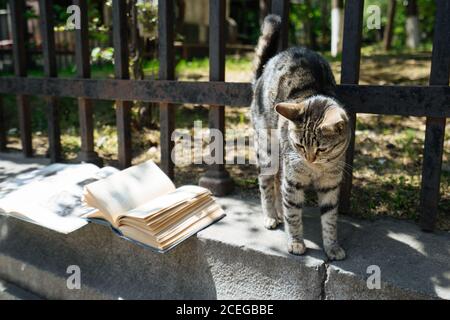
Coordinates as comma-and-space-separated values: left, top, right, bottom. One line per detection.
82, 161, 225, 252
0, 160, 225, 252
0, 163, 117, 233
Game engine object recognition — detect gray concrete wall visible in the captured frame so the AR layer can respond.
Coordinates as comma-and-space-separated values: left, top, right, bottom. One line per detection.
1, 156, 449, 300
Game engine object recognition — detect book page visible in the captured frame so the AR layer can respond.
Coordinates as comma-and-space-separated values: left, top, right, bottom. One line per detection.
0, 164, 118, 234
119, 208, 224, 251
159, 209, 224, 249
0, 163, 71, 198
122, 185, 210, 220
83, 160, 176, 223
117, 194, 213, 235
156, 203, 220, 241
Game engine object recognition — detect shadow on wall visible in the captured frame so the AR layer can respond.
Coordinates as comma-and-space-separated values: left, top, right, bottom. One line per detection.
0, 217, 218, 299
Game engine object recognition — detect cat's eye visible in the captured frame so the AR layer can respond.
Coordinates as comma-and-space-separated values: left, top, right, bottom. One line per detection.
316, 148, 326, 154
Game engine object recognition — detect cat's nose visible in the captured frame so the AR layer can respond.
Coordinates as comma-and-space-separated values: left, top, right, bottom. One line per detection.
306, 153, 316, 163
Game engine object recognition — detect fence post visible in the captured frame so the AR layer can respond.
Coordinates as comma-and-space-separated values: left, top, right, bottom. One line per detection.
271, 0, 289, 51
199, 0, 234, 196
39, 0, 62, 162
338, 0, 364, 215
158, 0, 175, 179
0, 97, 6, 151
10, 0, 32, 157
419, 0, 450, 231
0, 8, 5, 150
113, 0, 132, 169
74, 0, 102, 166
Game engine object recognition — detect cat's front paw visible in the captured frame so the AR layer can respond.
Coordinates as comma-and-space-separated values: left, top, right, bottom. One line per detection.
287, 240, 306, 255
264, 217, 279, 229
324, 244, 346, 261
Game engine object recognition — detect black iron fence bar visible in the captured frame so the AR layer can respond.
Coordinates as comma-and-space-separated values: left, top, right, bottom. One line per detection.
112, 0, 132, 169
9, 0, 32, 157
158, 0, 176, 179
338, 0, 364, 215
419, 0, 450, 231
39, 0, 62, 163
74, 0, 102, 166
0, 98, 5, 151
198, 0, 233, 196
271, 0, 290, 51
0, 78, 449, 117
0, 17, 4, 151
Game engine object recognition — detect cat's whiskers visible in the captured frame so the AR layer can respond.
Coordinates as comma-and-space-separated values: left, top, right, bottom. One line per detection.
333, 161, 353, 176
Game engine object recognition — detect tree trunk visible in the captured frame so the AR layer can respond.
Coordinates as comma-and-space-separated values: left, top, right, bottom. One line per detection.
331, 0, 344, 57
406, 0, 420, 49
383, 0, 396, 50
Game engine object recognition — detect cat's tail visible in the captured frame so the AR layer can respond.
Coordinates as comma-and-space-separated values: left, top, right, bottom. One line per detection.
253, 14, 282, 81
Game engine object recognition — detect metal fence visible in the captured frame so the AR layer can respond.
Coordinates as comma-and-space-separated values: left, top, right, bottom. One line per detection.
0, 0, 449, 231
0, 6, 106, 72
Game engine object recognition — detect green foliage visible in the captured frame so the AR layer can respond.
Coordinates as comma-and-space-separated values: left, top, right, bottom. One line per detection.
52, 3, 71, 26
229, 0, 260, 44
176, 58, 209, 73
363, 0, 388, 43
91, 47, 114, 65
394, 0, 435, 48
416, 0, 436, 43
286, 0, 434, 51
364, 0, 435, 49
289, 0, 329, 50
86, 0, 110, 44
135, 0, 158, 40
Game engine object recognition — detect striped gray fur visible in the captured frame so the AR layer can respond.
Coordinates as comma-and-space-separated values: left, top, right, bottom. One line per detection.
251, 15, 351, 261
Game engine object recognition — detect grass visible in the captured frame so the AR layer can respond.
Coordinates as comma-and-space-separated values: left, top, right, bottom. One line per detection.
1, 51, 449, 230
351, 115, 450, 229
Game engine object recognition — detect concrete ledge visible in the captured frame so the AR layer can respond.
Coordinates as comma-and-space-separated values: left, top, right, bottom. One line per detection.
0, 279, 41, 300
0, 156, 449, 300
322, 217, 450, 300
0, 213, 325, 299
204, 197, 450, 300
324, 267, 431, 300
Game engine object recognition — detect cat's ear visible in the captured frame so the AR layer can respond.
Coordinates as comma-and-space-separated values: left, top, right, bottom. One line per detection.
320, 107, 348, 136
274, 102, 306, 122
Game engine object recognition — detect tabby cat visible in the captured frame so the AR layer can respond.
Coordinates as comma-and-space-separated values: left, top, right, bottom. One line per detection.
251, 15, 351, 261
